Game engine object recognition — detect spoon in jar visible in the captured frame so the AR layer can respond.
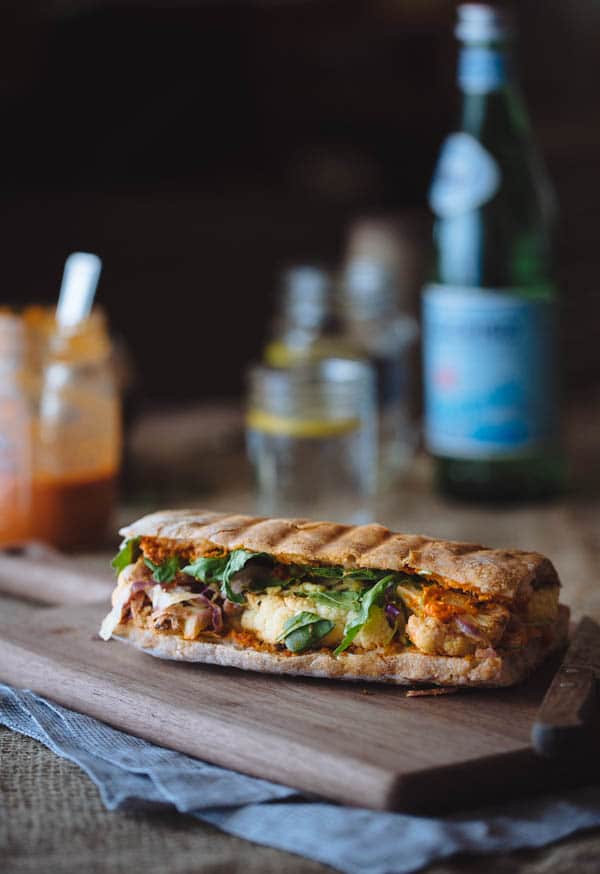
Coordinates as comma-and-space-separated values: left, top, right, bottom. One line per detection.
56, 251, 102, 328
39, 251, 103, 420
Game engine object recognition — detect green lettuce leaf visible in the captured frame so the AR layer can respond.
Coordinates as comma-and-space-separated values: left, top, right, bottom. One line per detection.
300, 565, 399, 585
144, 555, 181, 583
276, 611, 335, 653
221, 550, 272, 603
342, 568, 382, 581
310, 589, 360, 609
111, 537, 141, 576
182, 555, 228, 582
334, 574, 396, 656
182, 549, 272, 604
301, 565, 344, 580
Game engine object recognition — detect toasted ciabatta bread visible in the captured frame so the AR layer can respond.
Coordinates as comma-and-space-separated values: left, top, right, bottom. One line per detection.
101, 509, 569, 687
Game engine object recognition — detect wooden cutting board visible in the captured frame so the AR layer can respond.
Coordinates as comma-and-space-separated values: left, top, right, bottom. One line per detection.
1, 595, 596, 813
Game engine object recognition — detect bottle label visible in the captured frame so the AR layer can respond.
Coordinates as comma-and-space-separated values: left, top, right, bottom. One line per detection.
458, 46, 508, 94
422, 285, 558, 459
429, 133, 500, 217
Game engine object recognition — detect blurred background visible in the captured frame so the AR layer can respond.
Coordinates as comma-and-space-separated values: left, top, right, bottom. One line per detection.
0, 0, 599, 528
2, 0, 599, 397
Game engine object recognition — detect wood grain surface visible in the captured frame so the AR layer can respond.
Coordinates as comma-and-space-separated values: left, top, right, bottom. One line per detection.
1, 599, 597, 812
0, 547, 113, 606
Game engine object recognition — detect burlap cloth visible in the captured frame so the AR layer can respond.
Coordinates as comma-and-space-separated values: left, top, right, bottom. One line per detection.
3, 722, 600, 874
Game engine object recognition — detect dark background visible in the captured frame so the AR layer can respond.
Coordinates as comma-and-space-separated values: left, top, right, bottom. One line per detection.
1, 0, 599, 403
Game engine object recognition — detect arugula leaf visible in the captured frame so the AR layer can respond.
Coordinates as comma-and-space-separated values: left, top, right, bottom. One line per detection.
111, 537, 141, 576
343, 568, 383, 581
284, 621, 335, 653
310, 589, 360, 610
221, 550, 272, 603
223, 550, 270, 582
182, 549, 272, 604
334, 574, 396, 656
182, 555, 229, 582
144, 555, 181, 583
276, 611, 324, 639
301, 565, 344, 580
300, 565, 401, 585
276, 611, 335, 653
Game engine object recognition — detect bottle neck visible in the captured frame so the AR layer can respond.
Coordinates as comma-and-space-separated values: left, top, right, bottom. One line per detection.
457, 41, 513, 96
456, 41, 531, 144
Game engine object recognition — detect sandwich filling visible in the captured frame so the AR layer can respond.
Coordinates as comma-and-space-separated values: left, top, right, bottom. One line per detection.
100, 537, 560, 658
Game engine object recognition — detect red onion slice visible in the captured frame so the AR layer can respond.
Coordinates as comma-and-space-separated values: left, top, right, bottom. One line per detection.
131, 578, 154, 594
211, 605, 223, 632
385, 603, 402, 627
454, 615, 488, 642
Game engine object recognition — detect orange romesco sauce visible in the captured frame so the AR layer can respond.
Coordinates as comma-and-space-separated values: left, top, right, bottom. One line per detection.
0, 478, 31, 545
30, 470, 117, 550
0, 469, 117, 550
422, 585, 479, 622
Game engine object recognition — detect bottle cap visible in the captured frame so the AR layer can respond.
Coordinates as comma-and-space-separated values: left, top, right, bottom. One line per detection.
456, 4, 513, 43
281, 265, 333, 330
283, 265, 330, 299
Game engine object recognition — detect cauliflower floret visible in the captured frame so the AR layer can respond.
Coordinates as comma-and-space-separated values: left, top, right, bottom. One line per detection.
406, 614, 477, 656
241, 593, 345, 647
406, 600, 509, 657
240, 592, 398, 651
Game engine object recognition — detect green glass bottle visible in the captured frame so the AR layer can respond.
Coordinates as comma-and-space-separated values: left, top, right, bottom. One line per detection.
422, 4, 565, 501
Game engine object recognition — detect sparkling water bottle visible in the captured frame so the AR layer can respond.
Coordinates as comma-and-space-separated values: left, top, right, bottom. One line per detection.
422, 4, 565, 501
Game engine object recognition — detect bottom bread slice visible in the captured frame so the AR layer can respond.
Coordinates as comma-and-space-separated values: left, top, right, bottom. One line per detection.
113, 604, 569, 688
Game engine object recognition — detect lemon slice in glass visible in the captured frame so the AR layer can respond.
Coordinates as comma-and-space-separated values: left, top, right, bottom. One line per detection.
246, 410, 361, 439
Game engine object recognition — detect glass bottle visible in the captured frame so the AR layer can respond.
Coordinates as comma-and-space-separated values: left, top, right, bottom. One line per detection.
264, 265, 357, 367
341, 259, 419, 484
422, 4, 565, 501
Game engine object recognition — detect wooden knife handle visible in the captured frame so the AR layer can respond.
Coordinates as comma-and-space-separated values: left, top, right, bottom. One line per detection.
0, 545, 113, 606
532, 618, 600, 758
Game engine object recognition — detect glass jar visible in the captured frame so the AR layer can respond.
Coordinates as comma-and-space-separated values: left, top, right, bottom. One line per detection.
34, 309, 121, 549
0, 313, 35, 545
246, 358, 377, 524
0, 306, 121, 549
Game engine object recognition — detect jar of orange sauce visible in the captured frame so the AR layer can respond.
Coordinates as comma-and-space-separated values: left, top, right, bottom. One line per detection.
0, 312, 35, 544
0, 306, 121, 550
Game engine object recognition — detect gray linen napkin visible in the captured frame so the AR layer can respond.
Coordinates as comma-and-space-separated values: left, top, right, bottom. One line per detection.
2, 683, 600, 874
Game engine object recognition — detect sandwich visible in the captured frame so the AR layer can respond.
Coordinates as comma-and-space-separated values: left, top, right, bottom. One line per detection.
99, 509, 569, 687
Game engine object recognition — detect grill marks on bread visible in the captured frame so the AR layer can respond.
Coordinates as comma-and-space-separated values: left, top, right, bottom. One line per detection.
122, 509, 560, 602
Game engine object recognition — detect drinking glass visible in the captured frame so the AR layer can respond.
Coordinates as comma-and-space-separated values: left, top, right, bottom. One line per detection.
246, 358, 377, 523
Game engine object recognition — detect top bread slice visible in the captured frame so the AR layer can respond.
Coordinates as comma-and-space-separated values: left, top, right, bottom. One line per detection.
120, 509, 560, 603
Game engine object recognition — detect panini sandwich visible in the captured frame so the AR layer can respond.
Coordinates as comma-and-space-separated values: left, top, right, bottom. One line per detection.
100, 509, 569, 687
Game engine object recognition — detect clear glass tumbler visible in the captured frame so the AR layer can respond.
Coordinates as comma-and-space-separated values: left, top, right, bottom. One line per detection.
246, 358, 378, 523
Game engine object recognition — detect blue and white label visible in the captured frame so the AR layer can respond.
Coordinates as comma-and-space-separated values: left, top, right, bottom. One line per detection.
429, 133, 500, 217
423, 285, 558, 459
458, 46, 508, 94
